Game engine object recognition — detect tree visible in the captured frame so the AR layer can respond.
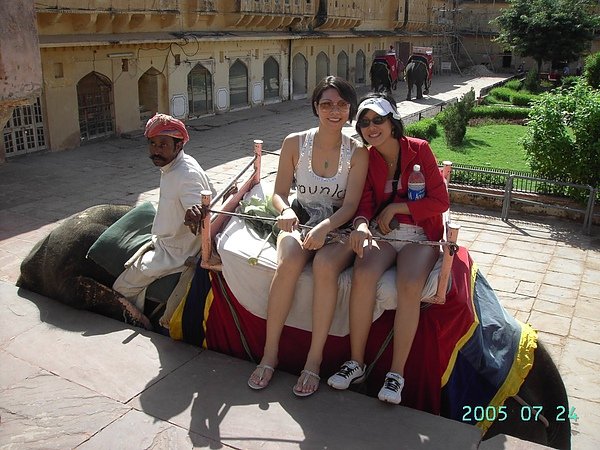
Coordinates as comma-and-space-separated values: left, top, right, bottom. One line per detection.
494, 0, 600, 73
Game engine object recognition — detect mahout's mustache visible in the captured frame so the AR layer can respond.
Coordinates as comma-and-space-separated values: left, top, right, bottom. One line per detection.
149, 154, 167, 161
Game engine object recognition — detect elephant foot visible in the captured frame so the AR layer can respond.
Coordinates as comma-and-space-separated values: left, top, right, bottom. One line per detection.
417, 96, 423, 99
76, 276, 152, 330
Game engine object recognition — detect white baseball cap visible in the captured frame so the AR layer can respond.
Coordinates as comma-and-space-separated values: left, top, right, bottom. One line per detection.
356, 97, 401, 120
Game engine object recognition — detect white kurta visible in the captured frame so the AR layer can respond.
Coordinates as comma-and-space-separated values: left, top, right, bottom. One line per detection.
113, 150, 211, 305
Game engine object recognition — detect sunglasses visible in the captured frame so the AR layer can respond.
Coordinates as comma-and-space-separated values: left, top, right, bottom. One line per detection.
318, 100, 351, 112
357, 115, 389, 128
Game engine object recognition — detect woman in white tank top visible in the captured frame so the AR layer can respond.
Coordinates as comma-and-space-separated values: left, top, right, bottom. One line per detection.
247, 76, 369, 396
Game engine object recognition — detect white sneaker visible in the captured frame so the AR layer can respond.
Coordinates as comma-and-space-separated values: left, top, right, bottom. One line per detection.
327, 360, 366, 390
378, 372, 404, 404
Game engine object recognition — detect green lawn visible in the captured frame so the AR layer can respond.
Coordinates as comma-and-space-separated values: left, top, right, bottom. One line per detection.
429, 123, 531, 172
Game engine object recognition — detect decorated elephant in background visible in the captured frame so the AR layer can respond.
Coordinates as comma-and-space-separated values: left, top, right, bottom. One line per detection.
370, 59, 393, 92
405, 58, 431, 101
17, 203, 571, 449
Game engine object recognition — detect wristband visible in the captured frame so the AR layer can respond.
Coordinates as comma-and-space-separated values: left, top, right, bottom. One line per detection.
352, 216, 368, 229
281, 207, 292, 214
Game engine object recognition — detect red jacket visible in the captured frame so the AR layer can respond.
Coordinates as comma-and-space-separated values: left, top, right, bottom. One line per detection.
356, 136, 449, 241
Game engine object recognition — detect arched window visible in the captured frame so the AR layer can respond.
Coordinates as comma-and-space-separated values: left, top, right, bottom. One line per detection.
316, 52, 329, 84
337, 51, 349, 80
187, 63, 213, 117
229, 59, 249, 108
138, 67, 163, 124
77, 72, 114, 141
264, 56, 280, 100
355, 50, 366, 84
292, 53, 308, 99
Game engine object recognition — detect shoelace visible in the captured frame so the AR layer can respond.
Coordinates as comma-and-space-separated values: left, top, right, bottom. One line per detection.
383, 376, 402, 392
338, 362, 359, 379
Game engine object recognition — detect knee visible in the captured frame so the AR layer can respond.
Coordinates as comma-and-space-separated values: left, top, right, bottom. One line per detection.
312, 254, 345, 280
352, 260, 381, 284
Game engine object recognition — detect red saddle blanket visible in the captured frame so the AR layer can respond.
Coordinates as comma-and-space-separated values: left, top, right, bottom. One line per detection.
169, 246, 536, 432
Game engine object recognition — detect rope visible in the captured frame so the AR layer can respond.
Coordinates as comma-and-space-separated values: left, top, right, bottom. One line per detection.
513, 394, 550, 428
364, 328, 394, 381
204, 207, 458, 250
213, 272, 257, 363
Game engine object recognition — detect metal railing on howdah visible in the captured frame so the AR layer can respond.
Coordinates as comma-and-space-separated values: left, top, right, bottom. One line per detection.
443, 164, 598, 234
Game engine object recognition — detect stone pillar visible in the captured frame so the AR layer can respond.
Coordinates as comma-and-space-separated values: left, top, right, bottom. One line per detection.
0, 0, 42, 163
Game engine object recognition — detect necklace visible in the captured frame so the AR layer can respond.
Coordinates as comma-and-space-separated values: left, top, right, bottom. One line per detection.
386, 157, 398, 167
321, 138, 342, 170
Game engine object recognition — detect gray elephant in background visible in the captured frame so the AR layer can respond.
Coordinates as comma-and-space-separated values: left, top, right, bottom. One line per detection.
405, 58, 431, 101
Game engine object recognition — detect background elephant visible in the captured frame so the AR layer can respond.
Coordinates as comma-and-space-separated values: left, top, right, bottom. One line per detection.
405, 59, 430, 101
370, 60, 392, 92
17, 203, 571, 449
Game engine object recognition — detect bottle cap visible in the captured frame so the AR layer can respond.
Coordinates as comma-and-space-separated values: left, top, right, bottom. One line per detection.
413, 164, 421, 171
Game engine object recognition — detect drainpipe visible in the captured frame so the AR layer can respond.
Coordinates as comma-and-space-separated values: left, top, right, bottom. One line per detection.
288, 38, 292, 101
396, 0, 409, 30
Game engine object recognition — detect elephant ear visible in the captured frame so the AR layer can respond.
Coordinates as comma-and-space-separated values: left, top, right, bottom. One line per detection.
86, 202, 156, 277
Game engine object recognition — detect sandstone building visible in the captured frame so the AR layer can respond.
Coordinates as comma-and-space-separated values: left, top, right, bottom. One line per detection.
1, 0, 597, 161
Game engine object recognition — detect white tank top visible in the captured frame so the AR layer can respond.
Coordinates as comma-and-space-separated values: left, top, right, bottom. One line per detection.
295, 128, 356, 225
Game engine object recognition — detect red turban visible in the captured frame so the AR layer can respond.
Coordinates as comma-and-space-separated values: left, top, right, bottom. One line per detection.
144, 113, 190, 146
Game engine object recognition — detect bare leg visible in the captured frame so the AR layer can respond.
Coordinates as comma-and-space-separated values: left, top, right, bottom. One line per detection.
348, 242, 396, 366
248, 232, 313, 388
294, 240, 355, 395
389, 244, 439, 376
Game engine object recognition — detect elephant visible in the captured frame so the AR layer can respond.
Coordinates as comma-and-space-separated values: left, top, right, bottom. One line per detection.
370, 60, 393, 92
17, 204, 571, 449
17, 204, 152, 330
405, 58, 431, 101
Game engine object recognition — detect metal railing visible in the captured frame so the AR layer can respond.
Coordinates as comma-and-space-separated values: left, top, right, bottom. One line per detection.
501, 175, 596, 234
446, 165, 598, 234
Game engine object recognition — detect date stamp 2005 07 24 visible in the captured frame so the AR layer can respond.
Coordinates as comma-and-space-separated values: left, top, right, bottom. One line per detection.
461, 405, 579, 423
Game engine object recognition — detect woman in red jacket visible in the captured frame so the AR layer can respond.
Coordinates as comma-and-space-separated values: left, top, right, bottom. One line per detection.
327, 92, 449, 404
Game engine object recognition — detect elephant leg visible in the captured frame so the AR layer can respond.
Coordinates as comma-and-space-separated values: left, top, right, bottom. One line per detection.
75, 276, 152, 330
406, 81, 412, 101
416, 83, 423, 99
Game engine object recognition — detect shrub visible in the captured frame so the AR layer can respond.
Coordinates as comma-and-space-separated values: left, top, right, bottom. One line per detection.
437, 88, 475, 147
405, 118, 438, 140
521, 81, 600, 200
470, 105, 530, 120
583, 51, 600, 89
504, 80, 522, 91
510, 91, 537, 107
561, 75, 580, 89
488, 86, 513, 102
523, 68, 540, 93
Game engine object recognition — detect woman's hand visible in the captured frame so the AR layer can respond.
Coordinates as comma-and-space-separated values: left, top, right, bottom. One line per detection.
302, 221, 329, 251
350, 225, 372, 258
277, 208, 298, 233
376, 204, 398, 235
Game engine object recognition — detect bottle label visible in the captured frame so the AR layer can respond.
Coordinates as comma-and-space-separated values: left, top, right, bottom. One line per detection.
408, 184, 425, 201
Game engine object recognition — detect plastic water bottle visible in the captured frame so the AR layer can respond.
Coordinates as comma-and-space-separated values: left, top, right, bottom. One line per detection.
407, 164, 426, 200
